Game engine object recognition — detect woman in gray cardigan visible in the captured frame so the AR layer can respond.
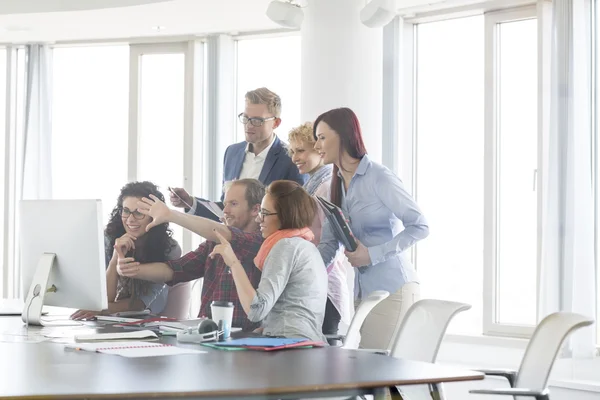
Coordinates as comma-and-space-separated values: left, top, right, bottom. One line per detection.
210, 180, 328, 343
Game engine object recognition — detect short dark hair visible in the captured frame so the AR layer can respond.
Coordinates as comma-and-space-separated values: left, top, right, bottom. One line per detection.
229, 179, 265, 207
267, 180, 316, 230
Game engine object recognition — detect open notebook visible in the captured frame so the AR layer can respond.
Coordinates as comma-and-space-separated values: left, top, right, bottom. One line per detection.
65, 341, 205, 357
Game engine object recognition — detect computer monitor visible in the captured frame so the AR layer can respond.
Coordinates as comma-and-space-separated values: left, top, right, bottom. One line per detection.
20, 199, 108, 325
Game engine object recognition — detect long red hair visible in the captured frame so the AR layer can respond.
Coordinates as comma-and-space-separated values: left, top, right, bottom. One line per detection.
313, 108, 367, 207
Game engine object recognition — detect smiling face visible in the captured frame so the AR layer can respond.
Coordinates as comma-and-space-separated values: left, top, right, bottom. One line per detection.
313, 121, 342, 166
222, 184, 259, 231
256, 193, 281, 238
121, 196, 151, 238
289, 139, 323, 175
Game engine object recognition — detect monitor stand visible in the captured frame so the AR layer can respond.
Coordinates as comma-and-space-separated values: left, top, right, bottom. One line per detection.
22, 253, 56, 326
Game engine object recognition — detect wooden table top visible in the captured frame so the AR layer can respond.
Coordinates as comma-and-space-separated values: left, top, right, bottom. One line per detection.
0, 316, 483, 399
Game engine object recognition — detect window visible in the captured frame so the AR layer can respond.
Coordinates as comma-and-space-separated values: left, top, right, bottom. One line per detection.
129, 42, 205, 254
414, 15, 485, 335
492, 18, 538, 327
235, 35, 301, 143
52, 46, 129, 225
2, 47, 26, 299
0, 48, 6, 295
411, 8, 539, 337
484, 11, 538, 336
136, 52, 185, 247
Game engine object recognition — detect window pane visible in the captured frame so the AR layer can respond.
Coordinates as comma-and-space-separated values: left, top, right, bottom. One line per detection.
52, 46, 129, 225
236, 36, 301, 143
415, 16, 484, 335
137, 53, 185, 246
496, 19, 538, 325
0, 48, 6, 293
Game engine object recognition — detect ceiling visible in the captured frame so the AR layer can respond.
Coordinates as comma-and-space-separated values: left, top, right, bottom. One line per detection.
0, 0, 278, 43
0, 0, 534, 44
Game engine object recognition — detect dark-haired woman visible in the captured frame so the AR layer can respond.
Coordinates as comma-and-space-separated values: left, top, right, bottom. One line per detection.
314, 108, 429, 350
71, 181, 181, 320
210, 180, 328, 343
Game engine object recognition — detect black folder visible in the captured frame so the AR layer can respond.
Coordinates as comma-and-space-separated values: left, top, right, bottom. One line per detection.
194, 198, 224, 222
316, 196, 357, 252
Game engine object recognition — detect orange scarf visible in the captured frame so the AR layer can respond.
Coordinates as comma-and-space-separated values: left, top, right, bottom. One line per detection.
254, 227, 315, 271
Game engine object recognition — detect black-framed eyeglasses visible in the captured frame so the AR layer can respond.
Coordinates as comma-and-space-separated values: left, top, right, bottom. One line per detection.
120, 208, 145, 220
258, 209, 278, 222
238, 113, 276, 127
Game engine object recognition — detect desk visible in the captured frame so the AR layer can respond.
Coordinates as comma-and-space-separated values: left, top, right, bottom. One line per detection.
0, 316, 483, 399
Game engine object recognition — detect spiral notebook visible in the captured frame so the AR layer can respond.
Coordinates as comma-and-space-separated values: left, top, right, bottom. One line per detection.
65, 341, 205, 358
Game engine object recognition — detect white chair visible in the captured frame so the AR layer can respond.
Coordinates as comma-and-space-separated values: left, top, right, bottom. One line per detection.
389, 299, 472, 400
160, 282, 191, 320
325, 290, 389, 349
470, 312, 594, 400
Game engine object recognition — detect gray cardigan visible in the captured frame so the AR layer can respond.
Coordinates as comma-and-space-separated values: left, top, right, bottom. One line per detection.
248, 237, 328, 343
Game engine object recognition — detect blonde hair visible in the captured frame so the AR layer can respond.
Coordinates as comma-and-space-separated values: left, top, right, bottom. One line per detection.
245, 87, 282, 118
287, 122, 315, 157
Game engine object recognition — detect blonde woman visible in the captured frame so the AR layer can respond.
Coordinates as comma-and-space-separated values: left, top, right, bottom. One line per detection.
288, 122, 351, 336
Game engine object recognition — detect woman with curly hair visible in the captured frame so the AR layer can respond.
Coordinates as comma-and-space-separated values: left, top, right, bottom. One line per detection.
71, 181, 181, 320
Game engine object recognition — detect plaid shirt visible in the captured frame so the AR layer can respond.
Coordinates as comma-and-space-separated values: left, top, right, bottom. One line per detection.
167, 227, 263, 331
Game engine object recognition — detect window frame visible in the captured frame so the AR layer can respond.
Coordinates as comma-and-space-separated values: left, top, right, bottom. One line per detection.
129, 42, 205, 254
400, 5, 542, 339
483, 6, 539, 338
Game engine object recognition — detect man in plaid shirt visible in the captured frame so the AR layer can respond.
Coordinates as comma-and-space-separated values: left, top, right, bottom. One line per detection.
120, 179, 265, 332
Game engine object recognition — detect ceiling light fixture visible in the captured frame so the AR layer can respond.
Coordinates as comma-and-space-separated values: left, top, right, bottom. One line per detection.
151, 25, 166, 31
360, 0, 397, 28
266, 0, 304, 29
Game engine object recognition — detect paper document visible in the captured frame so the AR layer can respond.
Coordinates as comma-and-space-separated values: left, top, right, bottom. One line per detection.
74, 329, 158, 342
65, 341, 206, 357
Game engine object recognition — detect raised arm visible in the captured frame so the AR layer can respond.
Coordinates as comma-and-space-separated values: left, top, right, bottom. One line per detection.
137, 194, 231, 242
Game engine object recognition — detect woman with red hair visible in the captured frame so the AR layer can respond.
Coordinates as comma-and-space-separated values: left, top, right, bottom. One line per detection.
314, 107, 429, 350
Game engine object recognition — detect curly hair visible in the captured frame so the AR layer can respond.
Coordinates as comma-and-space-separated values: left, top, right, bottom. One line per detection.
105, 181, 175, 305
287, 121, 315, 157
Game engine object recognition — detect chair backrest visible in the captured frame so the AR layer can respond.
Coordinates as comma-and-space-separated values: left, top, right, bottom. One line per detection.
515, 312, 593, 395
160, 282, 192, 320
342, 290, 389, 349
390, 299, 471, 363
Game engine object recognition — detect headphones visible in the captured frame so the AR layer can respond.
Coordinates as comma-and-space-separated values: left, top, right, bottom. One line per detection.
176, 318, 224, 344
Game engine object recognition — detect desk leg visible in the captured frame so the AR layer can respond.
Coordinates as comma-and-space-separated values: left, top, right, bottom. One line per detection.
372, 386, 405, 400
429, 383, 446, 400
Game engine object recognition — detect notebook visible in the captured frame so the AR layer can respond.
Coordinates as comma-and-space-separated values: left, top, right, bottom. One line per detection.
74, 329, 158, 342
316, 196, 358, 251
65, 341, 206, 358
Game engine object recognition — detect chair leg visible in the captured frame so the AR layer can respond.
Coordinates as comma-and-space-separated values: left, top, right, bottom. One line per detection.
428, 383, 446, 400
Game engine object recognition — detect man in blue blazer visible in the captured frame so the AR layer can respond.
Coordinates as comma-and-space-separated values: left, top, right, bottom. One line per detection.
170, 87, 307, 220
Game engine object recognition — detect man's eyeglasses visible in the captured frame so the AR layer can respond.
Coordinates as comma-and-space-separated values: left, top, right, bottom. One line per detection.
120, 208, 145, 220
258, 209, 278, 222
238, 113, 276, 127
